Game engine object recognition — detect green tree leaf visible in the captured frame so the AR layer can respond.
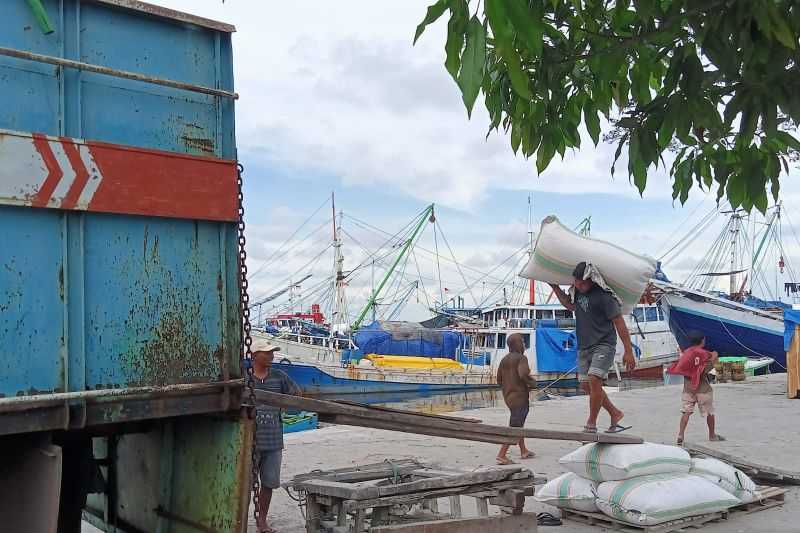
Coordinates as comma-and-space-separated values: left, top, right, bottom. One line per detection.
501, 0, 544, 58
414, 0, 448, 44
768, 4, 797, 50
485, 0, 531, 98
583, 100, 601, 145
511, 121, 522, 154
776, 131, 800, 151
414, 0, 799, 211
536, 135, 556, 173
457, 16, 487, 117
444, 0, 469, 81
754, 189, 768, 214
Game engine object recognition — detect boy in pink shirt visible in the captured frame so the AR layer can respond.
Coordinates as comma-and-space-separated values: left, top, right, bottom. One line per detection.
669, 331, 725, 445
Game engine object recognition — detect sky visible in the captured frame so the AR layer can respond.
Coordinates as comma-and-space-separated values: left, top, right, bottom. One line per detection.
156, 1, 800, 323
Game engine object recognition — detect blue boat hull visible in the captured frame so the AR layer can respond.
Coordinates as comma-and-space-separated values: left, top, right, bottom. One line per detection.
666, 305, 786, 371
273, 363, 578, 396
273, 363, 500, 395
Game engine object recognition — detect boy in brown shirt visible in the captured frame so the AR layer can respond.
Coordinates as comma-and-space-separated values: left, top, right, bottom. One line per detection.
496, 333, 536, 464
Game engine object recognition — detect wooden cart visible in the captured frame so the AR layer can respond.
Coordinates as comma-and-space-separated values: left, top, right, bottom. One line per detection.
284, 460, 546, 533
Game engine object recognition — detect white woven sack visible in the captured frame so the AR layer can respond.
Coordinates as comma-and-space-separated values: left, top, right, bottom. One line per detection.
691, 457, 760, 503
535, 472, 599, 512
559, 442, 691, 482
596, 473, 739, 526
519, 215, 656, 314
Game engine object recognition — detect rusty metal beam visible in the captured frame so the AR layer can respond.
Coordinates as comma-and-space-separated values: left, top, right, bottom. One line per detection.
0, 46, 238, 99
0, 381, 243, 437
0, 380, 244, 412
91, 0, 236, 33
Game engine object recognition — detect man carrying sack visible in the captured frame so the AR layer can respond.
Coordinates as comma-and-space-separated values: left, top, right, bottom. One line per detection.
550, 262, 636, 434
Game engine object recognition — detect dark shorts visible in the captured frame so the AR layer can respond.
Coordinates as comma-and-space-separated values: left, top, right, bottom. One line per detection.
577, 343, 616, 382
509, 404, 530, 428
256, 448, 283, 489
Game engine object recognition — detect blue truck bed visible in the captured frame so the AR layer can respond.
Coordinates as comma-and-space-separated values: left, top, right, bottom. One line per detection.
0, 2, 251, 531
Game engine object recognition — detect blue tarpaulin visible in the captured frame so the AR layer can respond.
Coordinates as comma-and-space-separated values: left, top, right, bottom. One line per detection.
535, 328, 577, 372
784, 310, 800, 351
354, 321, 465, 358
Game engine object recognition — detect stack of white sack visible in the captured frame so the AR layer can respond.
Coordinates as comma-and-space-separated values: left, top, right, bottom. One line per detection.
519, 215, 656, 314
535, 443, 755, 526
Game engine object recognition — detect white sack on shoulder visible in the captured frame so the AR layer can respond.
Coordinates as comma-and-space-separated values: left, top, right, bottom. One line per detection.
519, 215, 656, 314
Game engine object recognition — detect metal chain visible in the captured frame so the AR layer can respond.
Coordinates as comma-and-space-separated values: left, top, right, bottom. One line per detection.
237, 163, 261, 525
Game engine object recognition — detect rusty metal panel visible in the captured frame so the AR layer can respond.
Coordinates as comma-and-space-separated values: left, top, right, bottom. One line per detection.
0, 207, 66, 398
1, 0, 235, 158
83, 214, 239, 389
95, 416, 252, 533
0, 207, 241, 400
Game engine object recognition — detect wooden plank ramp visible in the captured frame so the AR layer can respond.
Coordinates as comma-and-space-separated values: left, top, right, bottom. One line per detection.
256, 390, 644, 444
560, 486, 787, 532
685, 442, 800, 485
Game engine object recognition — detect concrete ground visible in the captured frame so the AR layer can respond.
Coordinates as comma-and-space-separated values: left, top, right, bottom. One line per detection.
261, 374, 799, 532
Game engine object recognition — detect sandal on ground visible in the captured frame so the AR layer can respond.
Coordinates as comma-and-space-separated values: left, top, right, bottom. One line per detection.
496, 456, 516, 465
537, 512, 563, 526
605, 424, 633, 434
709, 434, 726, 442
676, 437, 684, 446
520, 451, 536, 459
582, 425, 598, 434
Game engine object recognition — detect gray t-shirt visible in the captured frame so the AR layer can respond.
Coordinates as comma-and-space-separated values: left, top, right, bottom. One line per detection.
574, 285, 621, 349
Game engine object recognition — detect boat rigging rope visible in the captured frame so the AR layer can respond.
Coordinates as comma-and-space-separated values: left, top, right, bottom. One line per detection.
656, 198, 717, 259
535, 365, 579, 397
411, 250, 433, 310
347, 213, 508, 285
251, 242, 333, 303
436, 219, 479, 308
250, 208, 333, 281
342, 228, 438, 285
477, 247, 531, 308
433, 218, 445, 306
659, 204, 724, 264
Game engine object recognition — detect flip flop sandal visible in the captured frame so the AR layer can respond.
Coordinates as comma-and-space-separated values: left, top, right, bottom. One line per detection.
583, 425, 598, 433
605, 424, 633, 434
710, 435, 726, 441
496, 456, 516, 465
520, 451, 536, 459
676, 437, 684, 446
537, 512, 563, 526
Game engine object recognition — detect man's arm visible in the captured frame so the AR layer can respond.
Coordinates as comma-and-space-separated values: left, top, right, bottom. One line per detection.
518, 358, 536, 389
612, 315, 636, 371
704, 350, 719, 373
548, 284, 575, 311
281, 372, 302, 396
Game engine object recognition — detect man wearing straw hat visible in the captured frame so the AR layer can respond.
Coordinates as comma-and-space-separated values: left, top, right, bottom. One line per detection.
250, 340, 300, 533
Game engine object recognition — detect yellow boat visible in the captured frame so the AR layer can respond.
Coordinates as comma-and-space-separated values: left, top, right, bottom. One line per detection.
365, 354, 464, 371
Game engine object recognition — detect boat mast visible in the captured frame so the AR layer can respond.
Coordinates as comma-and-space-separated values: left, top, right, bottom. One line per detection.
352, 204, 434, 330
729, 212, 740, 296
527, 194, 535, 306
331, 193, 347, 337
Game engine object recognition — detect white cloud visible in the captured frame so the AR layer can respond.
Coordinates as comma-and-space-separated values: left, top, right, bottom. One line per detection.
149, 1, 800, 316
